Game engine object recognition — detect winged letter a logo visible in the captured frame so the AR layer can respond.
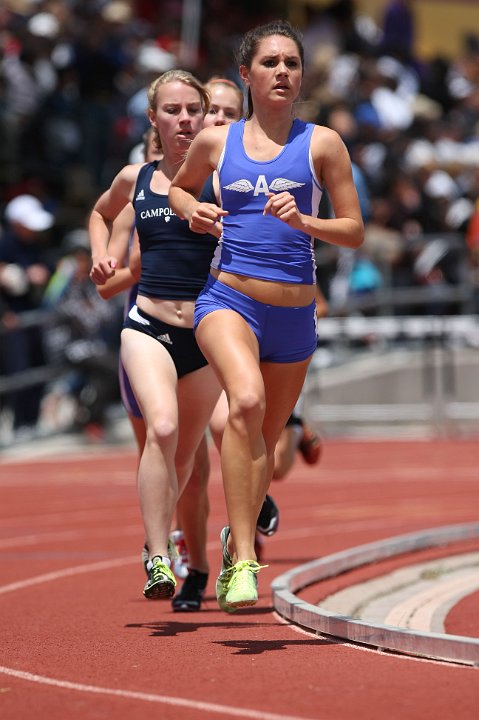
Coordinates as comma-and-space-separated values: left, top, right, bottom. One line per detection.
269, 178, 305, 191
223, 179, 254, 192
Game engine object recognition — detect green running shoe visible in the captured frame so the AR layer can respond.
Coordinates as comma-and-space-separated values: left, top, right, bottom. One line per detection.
225, 560, 267, 609
143, 556, 176, 600
141, 539, 178, 577
216, 526, 236, 613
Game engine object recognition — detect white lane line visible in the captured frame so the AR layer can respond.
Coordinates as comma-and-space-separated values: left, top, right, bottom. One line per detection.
0, 556, 138, 595
0, 525, 142, 550
0, 529, 87, 548
0, 515, 403, 565
0, 553, 321, 719
0, 446, 136, 465
0, 538, 225, 594
0, 666, 318, 720
0, 518, 405, 556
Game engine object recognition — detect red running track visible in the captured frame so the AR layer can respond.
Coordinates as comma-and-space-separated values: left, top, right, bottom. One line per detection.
1, 438, 478, 720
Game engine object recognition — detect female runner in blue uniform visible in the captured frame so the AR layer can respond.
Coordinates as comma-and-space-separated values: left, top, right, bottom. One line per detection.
169, 20, 364, 611
89, 70, 222, 601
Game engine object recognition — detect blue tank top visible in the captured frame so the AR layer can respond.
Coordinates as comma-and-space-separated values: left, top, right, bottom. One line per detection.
211, 118, 322, 285
133, 163, 217, 299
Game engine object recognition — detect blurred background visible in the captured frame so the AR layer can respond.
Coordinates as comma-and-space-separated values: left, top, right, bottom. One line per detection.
1, 0, 479, 449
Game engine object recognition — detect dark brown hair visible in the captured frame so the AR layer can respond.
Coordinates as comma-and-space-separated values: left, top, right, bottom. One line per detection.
236, 20, 304, 118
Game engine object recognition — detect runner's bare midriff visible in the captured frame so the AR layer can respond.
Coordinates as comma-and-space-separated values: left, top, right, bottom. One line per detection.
136, 295, 196, 327
210, 268, 315, 307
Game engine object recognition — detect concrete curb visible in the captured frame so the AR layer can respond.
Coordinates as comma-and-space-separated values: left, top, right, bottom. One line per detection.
271, 522, 479, 666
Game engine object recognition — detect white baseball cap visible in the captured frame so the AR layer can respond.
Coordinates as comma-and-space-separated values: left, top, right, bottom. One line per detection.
28, 12, 60, 39
136, 42, 176, 74
5, 194, 55, 232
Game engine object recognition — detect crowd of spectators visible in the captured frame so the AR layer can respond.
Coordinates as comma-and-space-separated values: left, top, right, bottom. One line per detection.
296, 1, 479, 315
1, 0, 479, 440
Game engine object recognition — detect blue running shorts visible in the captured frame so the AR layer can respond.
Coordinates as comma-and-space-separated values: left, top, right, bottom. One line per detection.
119, 358, 142, 419
194, 275, 317, 363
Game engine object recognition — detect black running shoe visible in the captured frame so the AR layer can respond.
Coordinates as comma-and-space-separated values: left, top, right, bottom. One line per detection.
172, 569, 208, 612
256, 494, 279, 536
254, 531, 264, 562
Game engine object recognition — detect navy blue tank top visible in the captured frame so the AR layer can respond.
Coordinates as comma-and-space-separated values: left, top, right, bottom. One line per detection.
133, 162, 217, 300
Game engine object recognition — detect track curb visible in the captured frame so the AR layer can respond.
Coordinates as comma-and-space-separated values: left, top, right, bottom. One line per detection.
271, 522, 479, 666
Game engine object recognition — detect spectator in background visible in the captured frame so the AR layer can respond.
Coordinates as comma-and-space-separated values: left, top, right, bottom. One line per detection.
126, 41, 177, 144
0, 194, 54, 436
466, 198, 479, 312
314, 102, 374, 311
380, 0, 415, 63
72, 18, 130, 189
41, 230, 120, 438
0, 19, 49, 183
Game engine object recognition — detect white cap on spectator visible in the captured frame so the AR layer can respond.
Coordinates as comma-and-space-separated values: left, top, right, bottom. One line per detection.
28, 12, 60, 39
446, 197, 474, 229
424, 171, 459, 199
136, 42, 176, 74
5, 195, 54, 232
